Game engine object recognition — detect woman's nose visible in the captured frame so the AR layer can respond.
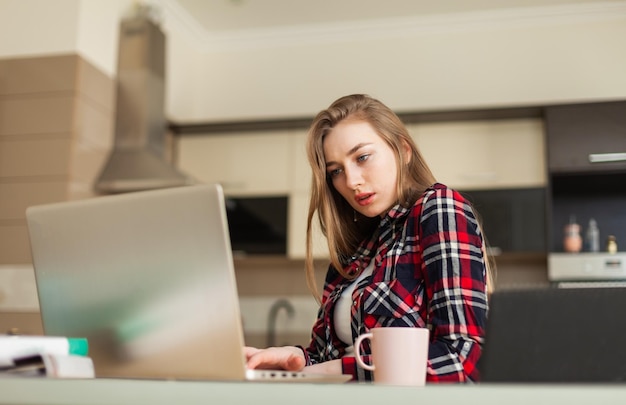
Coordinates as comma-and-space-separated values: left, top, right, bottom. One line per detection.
344, 165, 363, 190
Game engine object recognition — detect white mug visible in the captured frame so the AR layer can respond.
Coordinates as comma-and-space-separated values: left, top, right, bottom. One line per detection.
354, 327, 429, 386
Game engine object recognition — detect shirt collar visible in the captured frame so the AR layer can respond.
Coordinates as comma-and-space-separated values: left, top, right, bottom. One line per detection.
343, 202, 411, 276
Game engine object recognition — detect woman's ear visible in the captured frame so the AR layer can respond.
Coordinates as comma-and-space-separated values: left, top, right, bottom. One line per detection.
401, 140, 412, 164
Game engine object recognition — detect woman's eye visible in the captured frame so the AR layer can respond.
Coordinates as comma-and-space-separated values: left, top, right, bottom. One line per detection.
327, 168, 343, 178
357, 154, 370, 163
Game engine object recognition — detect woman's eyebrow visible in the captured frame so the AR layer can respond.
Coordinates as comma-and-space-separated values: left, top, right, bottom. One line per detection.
348, 142, 372, 156
325, 143, 373, 167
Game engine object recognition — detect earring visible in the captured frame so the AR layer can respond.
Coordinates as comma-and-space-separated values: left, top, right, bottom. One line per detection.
353, 210, 358, 222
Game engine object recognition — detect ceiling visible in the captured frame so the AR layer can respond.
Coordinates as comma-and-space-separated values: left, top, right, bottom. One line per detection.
173, 0, 619, 33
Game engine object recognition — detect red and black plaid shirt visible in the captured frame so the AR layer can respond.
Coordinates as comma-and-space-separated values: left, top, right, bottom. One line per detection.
302, 183, 488, 382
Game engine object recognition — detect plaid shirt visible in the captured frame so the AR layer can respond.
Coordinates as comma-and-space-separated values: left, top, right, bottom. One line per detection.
302, 183, 488, 382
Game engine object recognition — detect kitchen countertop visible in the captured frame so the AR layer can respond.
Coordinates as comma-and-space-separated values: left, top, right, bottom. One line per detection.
2, 378, 626, 405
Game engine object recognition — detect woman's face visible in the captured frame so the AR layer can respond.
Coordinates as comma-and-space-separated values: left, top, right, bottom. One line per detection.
323, 119, 400, 218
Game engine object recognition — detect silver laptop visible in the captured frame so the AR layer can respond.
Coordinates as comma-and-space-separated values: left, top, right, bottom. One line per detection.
26, 184, 349, 383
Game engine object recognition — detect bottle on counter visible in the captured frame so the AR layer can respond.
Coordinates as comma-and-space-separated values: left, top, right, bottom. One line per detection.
563, 215, 582, 253
607, 235, 618, 254
585, 218, 600, 253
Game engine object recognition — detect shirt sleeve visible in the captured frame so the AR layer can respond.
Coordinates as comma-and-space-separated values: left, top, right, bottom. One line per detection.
341, 355, 370, 380
302, 266, 343, 366
419, 187, 489, 382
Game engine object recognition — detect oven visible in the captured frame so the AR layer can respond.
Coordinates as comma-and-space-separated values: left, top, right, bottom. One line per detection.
548, 252, 626, 288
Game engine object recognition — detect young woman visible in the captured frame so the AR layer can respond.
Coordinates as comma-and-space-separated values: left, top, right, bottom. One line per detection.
245, 94, 491, 382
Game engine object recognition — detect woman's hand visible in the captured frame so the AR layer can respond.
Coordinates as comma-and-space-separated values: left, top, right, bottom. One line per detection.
303, 359, 342, 375
244, 346, 306, 371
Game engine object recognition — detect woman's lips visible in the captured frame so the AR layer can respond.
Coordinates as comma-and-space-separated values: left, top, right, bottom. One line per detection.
355, 193, 374, 206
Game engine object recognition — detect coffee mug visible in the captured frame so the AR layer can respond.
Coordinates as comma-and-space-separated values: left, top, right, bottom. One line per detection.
354, 327, 429, 386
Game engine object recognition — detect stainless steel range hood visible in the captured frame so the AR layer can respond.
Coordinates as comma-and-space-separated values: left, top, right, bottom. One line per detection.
95, 12, 191, 194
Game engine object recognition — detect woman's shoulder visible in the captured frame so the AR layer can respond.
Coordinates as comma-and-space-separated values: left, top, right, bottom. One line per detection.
413, 182, 479, 226
407, 183, 474, 223
413, 182, 468, 207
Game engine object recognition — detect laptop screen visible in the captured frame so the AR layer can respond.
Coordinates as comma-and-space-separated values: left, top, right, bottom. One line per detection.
26, 184, 249, 380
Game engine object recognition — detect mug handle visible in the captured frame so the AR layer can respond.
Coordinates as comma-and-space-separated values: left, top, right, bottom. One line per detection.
354, 332, 375, 371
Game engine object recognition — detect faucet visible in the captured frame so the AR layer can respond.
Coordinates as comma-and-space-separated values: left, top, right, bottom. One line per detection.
266, 298, 295, 347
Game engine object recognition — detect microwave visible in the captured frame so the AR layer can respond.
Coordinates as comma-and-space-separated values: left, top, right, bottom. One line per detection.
224, 196, 288, 255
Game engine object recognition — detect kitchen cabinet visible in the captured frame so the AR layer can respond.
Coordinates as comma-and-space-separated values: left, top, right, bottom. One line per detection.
289, 129, 311, 193
545, 101, 626, 174
287, 130, 330, 258
545, 101, 626, 255
461, 188, 546, 254
177, 128, 327, 258
171, 101, 626, 267
408, 118, 546, 190
408, 118, 548, 254
548, 172, 626, 253
288, 193, 329, 259
177, 131, 291, 196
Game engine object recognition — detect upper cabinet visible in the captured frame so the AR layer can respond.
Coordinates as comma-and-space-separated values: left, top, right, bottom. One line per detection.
408, 118, 546, 190
290, 129, 311, 193
177, 131, 291, 196
172, 101, 626, 258
288, 193, 329, 259
545, 101, 626, 254
545, 101, 626, 174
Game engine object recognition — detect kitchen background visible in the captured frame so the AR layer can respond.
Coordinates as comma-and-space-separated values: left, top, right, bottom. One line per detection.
1, 0, 625, 349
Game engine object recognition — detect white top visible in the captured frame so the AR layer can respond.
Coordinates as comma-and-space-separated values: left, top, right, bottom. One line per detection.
334, 260, 375, 353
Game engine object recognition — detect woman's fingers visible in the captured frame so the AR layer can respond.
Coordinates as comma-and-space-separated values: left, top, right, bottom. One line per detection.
285, 352, 306, 370
245, 346, 305, 371
243, 346, 261, 360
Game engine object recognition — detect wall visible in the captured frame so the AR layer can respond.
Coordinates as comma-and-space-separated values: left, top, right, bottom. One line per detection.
0, 0, 81, 58
2, 1, 625, 122
0, 54, 115, 334
0, 0, 134, 77
0, 0, 135, 334
162, 2, 626, 122
0, 54, 115, 259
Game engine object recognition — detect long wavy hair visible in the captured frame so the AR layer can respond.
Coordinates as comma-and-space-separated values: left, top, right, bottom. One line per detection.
304, 94, 439, 299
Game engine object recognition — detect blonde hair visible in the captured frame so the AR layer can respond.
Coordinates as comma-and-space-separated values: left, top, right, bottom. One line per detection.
304, 94, 493, 301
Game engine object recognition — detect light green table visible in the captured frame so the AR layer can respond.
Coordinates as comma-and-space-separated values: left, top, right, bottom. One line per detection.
2, 378, 626, 405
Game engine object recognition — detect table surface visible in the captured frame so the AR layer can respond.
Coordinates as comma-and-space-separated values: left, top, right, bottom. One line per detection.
2, 378, 626, 405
